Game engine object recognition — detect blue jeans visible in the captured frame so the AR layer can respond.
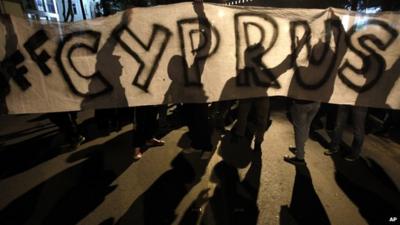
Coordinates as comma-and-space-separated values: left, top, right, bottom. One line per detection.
291, 101, 321, 160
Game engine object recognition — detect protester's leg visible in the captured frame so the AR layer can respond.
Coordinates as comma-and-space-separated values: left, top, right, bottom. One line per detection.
48, 112, 83, 147
290, 103, 309, 160
182, 104, 195, 142
111, 108, 122, 131
66, 112, 81, 144
327, 105, 349, 155
132, 107, 147, 159
218, 100, 235, 119
214, 100, 234, 131
234, 99, 252, 137
348, 106, 368, 159
143, 106, 165, 147
291, 102, 318, 155
133, 107, 147, 148
141, 106, 159, 139
306, 102, 321, 137
284, 102, 312, 165
311, 103, 325, 131
190, 103, 212, 152
326, 104, 337, 131
95, 109, 113, 133
254, 97, 270, 146
158, 105, 168, 128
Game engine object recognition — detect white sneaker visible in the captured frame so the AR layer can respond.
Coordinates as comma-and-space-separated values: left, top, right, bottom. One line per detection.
69, 135, 86, 148
133, 147, 142, 160
145, 138, 165, 147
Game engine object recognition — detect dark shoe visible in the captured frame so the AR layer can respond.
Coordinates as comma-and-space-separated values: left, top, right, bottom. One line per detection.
324, 148, 338, 156
344, 154, 359, 162
70, 135, 85, 148
284, 155, 306, 165
78, 135, 85, 144
288, 146, 297, 155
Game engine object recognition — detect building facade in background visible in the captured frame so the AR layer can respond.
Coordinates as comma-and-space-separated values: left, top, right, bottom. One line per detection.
0, 0, 100, 21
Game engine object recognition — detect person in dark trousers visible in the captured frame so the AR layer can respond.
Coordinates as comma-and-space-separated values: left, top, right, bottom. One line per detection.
325, 105, 367, 161
180, 0, 214, 160
48, 112, 85, 148
182, 103, 213, 157
132, 106, 165, 160
232, 43, 292, 151
328, 0, 400, 161
323, 1, 399, 162
234, 97, 270, 151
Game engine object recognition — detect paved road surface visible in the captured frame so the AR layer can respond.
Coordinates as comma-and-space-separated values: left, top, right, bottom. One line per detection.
0, 109, 399, 225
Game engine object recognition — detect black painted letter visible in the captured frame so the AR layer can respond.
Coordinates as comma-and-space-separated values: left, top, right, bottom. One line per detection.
234, 13, 279, 87
338, 20, 398, 93
290, 19, 344, 89
177, 18, 220, 86
113, 24, 172, 92
55, 30, 112, 97
1, 51, 30, 90
24, 30, 51, 76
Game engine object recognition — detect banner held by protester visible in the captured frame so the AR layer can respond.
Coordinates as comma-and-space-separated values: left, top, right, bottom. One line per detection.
1, 2, 399, 114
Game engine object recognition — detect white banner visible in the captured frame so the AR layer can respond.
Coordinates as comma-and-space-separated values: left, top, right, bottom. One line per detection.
1, 2, 399, 114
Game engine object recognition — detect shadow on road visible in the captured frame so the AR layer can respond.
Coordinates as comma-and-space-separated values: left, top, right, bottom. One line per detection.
310, 130, 400, 224
0, 129, 63, 179
282, 164, 331, 225
0, 110, 135, 180
114, 153, 201, 225
0, 132, 135, 225
192, 129, 262, 225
